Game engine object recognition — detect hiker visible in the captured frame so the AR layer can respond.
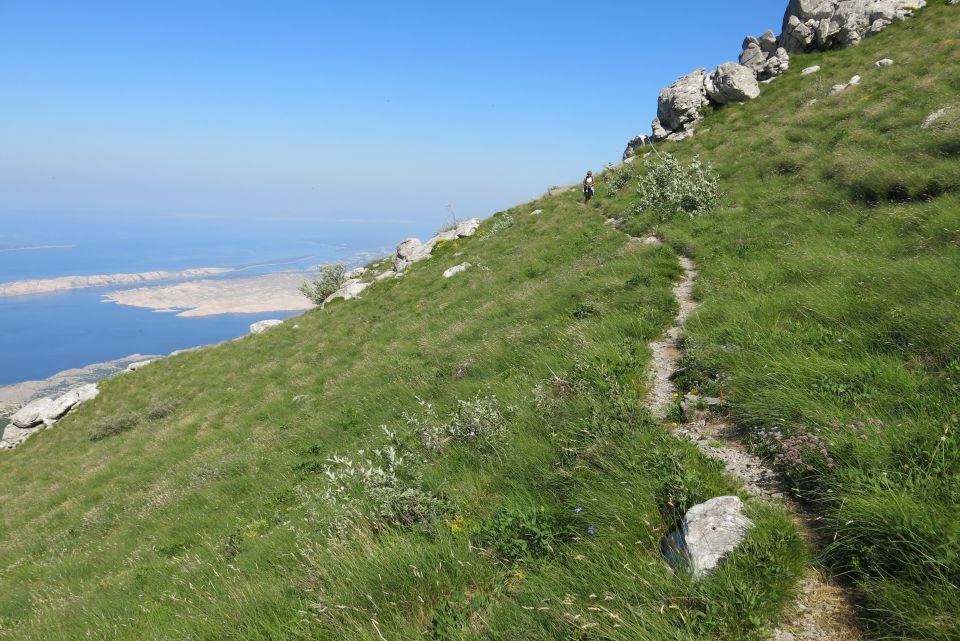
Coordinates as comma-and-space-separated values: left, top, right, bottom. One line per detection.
582, 170, 595, 204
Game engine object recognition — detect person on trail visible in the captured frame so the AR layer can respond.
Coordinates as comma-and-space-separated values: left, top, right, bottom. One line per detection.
582, 170, 595, 204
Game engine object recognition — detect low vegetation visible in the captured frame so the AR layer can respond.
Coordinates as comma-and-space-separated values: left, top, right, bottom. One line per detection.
298, 262, 348, 304
604, 4, 960, 637
0, 4, 956, 640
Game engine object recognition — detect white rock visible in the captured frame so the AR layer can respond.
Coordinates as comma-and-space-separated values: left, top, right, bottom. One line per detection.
848, 74, 862, 86
801, 65, 821, 75
442, 262, 472, 279
126, 359, 154, 371
921, 107, 949, 129
323, 280, 370, 305
530, 209, 542, 216
780, 1, 926, 53
655, 68, 710, 138
344, 267, 367, 279
75, 384, 99, 404
249, 319, 284, 335
374, 270, 398, 281
454, 218, 481, 238
665, 496, 754, 577
875, 58, 894, 67
704, 62, 761, 105
829, 83, 849, 96
10, 397, 58, 428
1, 424, 36, 448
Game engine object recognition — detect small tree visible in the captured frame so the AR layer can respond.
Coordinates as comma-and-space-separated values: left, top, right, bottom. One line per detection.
635, 153, 720, 220
299, 263, 348, 305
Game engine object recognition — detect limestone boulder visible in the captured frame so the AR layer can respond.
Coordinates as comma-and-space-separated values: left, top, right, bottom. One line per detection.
323, 280, 370, 305
622, 134, 651, 160
250, 319, 284, 334
662, 496, 754, 577
442, 263, 472, 279
704, 63, 761, 105
656, 68, 710, 134
779, 0, 927, 53
10, 397, 58, 429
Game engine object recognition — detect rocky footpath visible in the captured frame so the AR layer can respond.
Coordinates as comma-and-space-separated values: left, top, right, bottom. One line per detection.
625, 0, 929, 152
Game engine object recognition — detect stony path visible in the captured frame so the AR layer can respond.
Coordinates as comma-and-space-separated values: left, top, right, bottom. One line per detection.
641, 236, 863, 641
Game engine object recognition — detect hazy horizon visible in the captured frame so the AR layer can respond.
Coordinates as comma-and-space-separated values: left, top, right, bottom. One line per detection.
1, 1, 785, 227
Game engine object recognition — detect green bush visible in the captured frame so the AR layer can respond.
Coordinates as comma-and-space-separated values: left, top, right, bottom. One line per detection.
634, 152, 720, 220
299, 262, 348, 304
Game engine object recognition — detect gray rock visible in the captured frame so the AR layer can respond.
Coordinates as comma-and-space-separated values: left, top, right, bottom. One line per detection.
622, 134, 651, 159
921, 107, 950, 129
344, 266, 368, 279
1, 424, 35, 448
323, 280, 370, 305
529, 209, 543, 216
780, 0, 927, 53
760, 48, 790, 80
393, 238, 432, 271
442, 262, 472, 279
126, 359, 154, 372
704, 63, 761, 105
801, 65, 821, 75
739, 42, 767, 74
249, 319, 284, 334
874, 58, 894, 67
374, 269, 398, 281
662, 496, 754, 577
10, 397, 58, 428
656, 68, 710, 134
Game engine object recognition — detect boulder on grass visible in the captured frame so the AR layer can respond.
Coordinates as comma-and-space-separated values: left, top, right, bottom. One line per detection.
662, 496, 754, 577
705, 63, 761, 105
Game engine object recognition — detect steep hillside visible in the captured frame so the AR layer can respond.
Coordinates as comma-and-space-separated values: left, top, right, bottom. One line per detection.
609, 3, 960, 638
0, 203, 803, 638
1, 3, 957, 640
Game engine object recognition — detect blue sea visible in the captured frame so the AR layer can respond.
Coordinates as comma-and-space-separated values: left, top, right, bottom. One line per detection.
0, 213, 431, 385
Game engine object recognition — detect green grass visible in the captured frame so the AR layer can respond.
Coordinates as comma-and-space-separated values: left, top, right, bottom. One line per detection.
0, 194, 803, 637
602, 3, 960, 638
3, 4, 958, 639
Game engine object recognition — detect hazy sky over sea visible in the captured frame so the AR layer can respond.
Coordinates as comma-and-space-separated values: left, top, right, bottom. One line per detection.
0, 1, 784, 225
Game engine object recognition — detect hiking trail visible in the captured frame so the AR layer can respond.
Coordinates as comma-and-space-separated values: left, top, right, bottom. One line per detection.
640, 235, 863, 641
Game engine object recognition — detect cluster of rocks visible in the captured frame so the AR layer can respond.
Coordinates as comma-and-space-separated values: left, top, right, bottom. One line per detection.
781, 0, 926, 53
625, 0, 928, 153
323, 218, 482, 305
1, 384, 99, 449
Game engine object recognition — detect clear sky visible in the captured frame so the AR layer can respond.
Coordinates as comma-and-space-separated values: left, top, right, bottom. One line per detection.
0, 1, 786, 227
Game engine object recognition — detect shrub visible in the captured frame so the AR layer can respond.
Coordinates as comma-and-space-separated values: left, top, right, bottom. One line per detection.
604, 162, 637, 193
406, 392, 508, 454
320, 432, 442, 532
89, 399, 182, 441
634, 152, 720, 220
479, 213, 513, 240
299, 263, 348, 304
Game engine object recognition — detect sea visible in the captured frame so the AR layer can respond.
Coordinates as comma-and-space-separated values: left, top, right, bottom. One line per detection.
0, 213, 431, 386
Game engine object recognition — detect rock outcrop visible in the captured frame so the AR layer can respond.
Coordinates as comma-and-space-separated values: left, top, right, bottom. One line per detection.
392, 219, 480, 272
662, 495, 755, 577
704, 62, 761, 104
250, 319, 284, 334
780, 0, 927, 53
631, 0, 926, 148
2, 384, 99, 450
622, 134, 651, 160
323, 280, 370, 305
442, 263, 472, 279
651, 69, 710, 141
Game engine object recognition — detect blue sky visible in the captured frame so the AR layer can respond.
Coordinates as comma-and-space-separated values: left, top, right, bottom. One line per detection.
0, 1, 786, 226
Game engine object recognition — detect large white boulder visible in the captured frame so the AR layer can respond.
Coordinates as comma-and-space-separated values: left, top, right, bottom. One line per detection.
249, 319, 284, 334
704, 63, 761, 104
1, 424, 35, 448
663, 496, 754, 577
655, 68, 710, 137
10, 397, 59, 428
323, 279, 370, 305
780, 0, 926, 52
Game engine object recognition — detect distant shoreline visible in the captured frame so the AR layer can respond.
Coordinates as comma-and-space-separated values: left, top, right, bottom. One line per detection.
0, 267, 235, 297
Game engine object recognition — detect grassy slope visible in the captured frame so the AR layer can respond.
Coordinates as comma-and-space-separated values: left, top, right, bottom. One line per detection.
0, 198, 803, 637
609, 3, 959, 638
